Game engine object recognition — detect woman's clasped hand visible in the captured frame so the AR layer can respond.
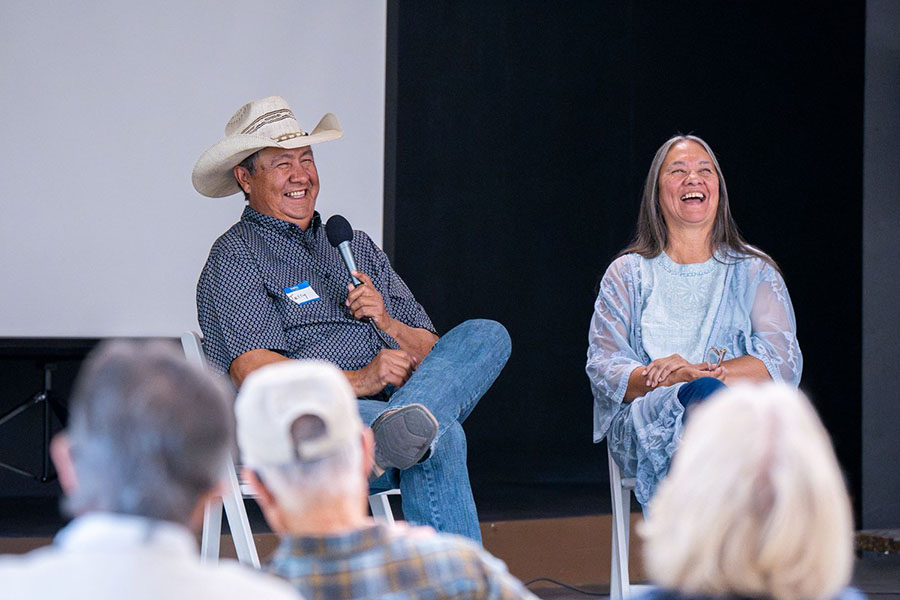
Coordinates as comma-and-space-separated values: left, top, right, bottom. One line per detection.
640, 353, 726, 388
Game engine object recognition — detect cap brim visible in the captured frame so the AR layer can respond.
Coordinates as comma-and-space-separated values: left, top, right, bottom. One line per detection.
192, 113, 343, 198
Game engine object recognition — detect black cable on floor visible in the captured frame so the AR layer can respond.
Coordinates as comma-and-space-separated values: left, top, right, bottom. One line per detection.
523, 577, 607, 596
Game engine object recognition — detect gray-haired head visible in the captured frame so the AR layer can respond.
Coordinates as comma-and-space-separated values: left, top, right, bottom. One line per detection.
62, 340, 234, 524
620, 134, 779, 272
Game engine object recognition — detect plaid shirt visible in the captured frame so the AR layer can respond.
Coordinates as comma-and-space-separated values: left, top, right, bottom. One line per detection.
267, 524, 538, 600
197, 206, 435, 376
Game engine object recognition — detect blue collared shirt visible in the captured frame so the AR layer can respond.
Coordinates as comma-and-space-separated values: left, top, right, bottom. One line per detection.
197, 206, 435, 376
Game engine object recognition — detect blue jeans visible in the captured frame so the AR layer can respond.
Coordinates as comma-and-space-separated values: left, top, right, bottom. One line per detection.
677, 377, 726, 423
357, 319, 511, 543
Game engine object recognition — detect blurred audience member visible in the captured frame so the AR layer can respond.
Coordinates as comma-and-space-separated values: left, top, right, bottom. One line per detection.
235, 360, 537, 600
639, 383, 862, 600
0, 341, 299, 600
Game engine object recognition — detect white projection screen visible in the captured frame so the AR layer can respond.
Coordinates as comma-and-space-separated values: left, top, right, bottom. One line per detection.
0, 1, 386, 337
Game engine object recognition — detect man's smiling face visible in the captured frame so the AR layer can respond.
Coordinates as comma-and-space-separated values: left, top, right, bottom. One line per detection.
235, 146, 320, 229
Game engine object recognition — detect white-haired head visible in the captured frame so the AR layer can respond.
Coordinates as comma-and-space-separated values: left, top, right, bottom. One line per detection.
640, 382, 854, 600
235, 361, 367, 516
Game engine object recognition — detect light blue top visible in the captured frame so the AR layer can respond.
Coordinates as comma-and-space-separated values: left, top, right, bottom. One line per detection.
586, 251, 802, 504
640, 252, 728, 363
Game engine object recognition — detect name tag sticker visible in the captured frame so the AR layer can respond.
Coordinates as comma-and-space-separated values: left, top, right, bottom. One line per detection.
284, 281, 321, 306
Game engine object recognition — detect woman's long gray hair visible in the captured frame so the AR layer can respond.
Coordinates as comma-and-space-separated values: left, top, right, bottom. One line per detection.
618, 134, 779, 272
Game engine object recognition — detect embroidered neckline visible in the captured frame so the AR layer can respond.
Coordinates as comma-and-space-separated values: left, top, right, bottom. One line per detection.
658, 251, 722, 277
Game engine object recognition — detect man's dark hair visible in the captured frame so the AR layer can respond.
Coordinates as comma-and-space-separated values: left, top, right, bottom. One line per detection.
236, 151, 260, 201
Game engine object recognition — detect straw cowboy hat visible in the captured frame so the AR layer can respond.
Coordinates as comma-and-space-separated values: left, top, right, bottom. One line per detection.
192, 96, 343, 198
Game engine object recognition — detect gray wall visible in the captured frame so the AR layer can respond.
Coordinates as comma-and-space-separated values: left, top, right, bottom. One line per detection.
0, 0, 386, 338
863, 0, 900, 529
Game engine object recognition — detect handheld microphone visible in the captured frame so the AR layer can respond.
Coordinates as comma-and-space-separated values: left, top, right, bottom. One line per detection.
325, 214, 394, 350
325, 214, 363, 286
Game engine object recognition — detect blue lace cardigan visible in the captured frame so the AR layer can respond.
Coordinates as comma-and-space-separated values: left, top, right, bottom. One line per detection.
586, 252, 802, 505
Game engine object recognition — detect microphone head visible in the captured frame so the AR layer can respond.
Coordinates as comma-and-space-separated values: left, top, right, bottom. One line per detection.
325, 214, 353, 248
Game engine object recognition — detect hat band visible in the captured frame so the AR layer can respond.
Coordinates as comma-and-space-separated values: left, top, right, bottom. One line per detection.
273, 131, 309, 143
241, 108, 308, 137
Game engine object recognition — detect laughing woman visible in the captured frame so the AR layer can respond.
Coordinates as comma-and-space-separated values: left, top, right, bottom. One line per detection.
586, 134, 802, 508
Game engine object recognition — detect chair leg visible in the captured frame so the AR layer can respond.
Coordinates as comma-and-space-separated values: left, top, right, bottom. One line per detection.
610, 514, 622, 600
620, 482, 632, 599
609, 447, 630, 600
200, 496, 223, 565
220, 460, 260, 568
369, 492, 396, 525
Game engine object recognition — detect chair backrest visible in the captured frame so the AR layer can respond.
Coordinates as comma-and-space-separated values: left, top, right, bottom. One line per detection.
181, 331, 209, 370
180, 329, 260, 568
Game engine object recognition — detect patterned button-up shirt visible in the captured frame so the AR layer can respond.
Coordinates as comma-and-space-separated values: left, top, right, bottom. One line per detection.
267, 524, 538, 600
197, 206, 435, 377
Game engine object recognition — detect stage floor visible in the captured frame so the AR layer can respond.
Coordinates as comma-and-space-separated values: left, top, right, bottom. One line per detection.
1, 492, 898, 600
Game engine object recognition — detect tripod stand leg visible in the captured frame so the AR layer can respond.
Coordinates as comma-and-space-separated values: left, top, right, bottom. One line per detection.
0, 397, 39, 427
42, 392, 52, 482
0, 363, 61, 482
0, 460, 35, 478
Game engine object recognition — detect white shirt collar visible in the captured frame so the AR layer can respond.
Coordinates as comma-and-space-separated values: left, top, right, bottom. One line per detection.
54, 512, 198, 557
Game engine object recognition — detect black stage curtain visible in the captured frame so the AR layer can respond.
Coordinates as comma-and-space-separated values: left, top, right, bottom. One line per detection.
386, 1, 864, 517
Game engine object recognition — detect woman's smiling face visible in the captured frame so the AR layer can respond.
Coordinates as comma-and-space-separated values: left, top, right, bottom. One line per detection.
657, 139, 720, 232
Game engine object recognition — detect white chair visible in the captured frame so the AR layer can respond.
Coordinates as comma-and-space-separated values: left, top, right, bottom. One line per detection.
182, 331, 260, 567
180, 331, 401, 566
368, 488, 401, 524
608, 444, 651, 600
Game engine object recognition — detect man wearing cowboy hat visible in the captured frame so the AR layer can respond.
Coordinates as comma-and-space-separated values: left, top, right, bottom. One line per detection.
192, 96, 511, 542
